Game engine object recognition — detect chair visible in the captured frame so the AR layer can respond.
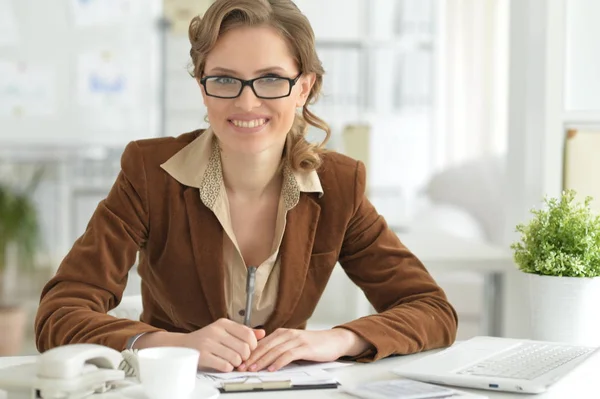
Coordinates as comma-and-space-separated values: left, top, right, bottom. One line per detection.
413, 154, 506, 245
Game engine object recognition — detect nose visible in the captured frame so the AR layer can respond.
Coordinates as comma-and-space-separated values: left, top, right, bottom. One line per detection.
234, 85, 262, 111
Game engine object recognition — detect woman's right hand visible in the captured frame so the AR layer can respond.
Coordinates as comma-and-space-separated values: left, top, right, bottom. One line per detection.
134, 318, 265, 372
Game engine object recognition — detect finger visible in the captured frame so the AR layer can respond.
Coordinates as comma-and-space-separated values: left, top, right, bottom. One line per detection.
246, 330, 298, 371
199, 352, 235, 373
231, 329, 265, 368
269, 347, 306, 372
254, 329, 266, 340
221, 320, 258, 348
211, 342, 244, 368
251, 340, 302, 372
219, 334, 252, 362
241, 330, 289, 370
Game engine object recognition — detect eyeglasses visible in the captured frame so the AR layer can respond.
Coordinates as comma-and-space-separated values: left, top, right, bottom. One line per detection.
200, 72, 302, 99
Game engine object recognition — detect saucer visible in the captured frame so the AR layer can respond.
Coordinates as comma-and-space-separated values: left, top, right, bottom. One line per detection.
112, 382, 220, 399
192, 384, 220, 399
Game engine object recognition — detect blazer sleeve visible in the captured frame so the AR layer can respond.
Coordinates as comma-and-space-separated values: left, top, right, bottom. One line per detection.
335, 161, 458, 362
34, 141, 164, 352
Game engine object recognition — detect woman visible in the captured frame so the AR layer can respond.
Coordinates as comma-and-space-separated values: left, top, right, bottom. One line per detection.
35, 0, 457, 373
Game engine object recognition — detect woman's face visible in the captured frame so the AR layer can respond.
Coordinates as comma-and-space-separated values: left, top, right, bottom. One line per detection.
200, 25, 315, 156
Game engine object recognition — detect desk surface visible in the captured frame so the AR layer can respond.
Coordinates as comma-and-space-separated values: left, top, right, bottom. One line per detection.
2, 348, 597, 399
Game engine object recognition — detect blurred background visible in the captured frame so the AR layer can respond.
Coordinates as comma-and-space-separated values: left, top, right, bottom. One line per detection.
1, 0, 599, 356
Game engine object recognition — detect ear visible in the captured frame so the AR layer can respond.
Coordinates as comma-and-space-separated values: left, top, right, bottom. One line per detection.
296, 72, 316, 108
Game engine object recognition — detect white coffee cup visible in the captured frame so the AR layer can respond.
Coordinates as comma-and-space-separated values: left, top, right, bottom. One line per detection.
137, 347, 200, 399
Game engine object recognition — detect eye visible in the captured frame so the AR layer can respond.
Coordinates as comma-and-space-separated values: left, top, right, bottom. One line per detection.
258, 75, 283, 84
212, 77, 238, 85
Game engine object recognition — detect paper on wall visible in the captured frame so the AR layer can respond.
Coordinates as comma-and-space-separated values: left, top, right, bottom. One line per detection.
0, 61, 56, 117
0, 0, 19, 47
70, 0, 138, 27
76, 51, 139, 109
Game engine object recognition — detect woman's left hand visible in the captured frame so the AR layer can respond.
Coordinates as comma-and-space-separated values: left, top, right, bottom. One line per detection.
237, 328, 370, 372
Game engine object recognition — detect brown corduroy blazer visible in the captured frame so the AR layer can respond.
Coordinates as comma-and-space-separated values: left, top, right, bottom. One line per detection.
34, 130, 458, 362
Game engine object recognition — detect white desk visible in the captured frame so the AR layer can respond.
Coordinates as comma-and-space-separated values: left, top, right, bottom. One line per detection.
2, 349, 598, 398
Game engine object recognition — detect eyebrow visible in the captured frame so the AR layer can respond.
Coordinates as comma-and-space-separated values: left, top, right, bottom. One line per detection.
206, 66, 289, 75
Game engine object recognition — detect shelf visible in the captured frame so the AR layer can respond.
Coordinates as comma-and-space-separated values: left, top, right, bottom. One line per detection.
563, 110, 600, 127
316, 35, 434, 52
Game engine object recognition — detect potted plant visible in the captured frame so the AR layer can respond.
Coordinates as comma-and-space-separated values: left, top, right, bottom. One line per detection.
511, 189, 600, 346
0, 175, 41, 356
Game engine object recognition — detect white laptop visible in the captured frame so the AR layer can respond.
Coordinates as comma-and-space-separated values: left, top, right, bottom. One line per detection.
392, 336, 599, 394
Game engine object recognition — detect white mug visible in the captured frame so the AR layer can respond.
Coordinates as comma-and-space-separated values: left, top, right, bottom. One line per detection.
137, 347, 200, 399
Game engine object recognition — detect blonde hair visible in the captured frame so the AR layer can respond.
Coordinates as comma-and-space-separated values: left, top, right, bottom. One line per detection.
188, 0, 330, 172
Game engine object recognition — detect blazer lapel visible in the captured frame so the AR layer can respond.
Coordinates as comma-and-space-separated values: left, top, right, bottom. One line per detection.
183, 187, 227, 321
264, 194, 321, 332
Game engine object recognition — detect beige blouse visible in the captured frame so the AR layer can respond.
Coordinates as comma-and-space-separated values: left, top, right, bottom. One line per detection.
160, 128, 323, 327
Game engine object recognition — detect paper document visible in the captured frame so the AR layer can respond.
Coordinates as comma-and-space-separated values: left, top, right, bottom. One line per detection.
199, 360, 351, 381
197, 360, 350, 390
0, 61, 56, 117
76, 51, 139, 108
198, 369, 338, 389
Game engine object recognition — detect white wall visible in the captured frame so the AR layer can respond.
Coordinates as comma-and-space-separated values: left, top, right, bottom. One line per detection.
293, 0, 366, 41
565, 0, 600, 111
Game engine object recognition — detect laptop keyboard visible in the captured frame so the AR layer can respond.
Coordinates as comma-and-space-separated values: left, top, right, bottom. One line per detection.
457, 343, 595, 380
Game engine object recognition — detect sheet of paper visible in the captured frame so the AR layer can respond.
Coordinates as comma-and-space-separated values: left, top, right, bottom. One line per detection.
0, 0, 19, 47
199, 360, 352, 381
70, 0, 138, 27
76, 51, 139, 109
0, 61, 56, 117
198, 369, 338, 389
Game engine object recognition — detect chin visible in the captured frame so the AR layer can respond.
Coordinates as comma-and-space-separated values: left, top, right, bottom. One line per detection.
216, 124, 286, 155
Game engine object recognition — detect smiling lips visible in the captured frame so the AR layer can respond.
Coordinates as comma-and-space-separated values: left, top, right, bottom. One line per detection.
230, 118, 268, 128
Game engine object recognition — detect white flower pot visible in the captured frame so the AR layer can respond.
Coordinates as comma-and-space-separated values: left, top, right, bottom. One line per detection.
527, 273, 600, 346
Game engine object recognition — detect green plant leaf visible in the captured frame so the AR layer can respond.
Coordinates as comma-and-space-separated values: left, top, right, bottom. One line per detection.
511, 189, 600, 277
0, 174, 41, 273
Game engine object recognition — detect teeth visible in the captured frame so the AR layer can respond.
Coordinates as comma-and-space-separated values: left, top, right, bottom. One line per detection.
231, 118, 267, 128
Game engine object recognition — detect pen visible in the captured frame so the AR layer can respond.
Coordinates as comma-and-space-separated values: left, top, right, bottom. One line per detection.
244, 266, 257, 327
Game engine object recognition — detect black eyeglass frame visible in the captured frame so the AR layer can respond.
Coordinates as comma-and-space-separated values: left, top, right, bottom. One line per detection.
199, 72, 303, 99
